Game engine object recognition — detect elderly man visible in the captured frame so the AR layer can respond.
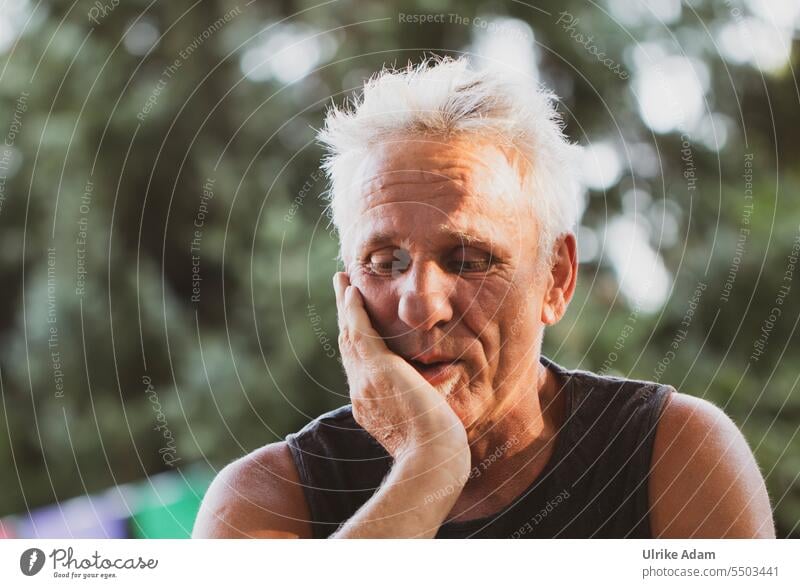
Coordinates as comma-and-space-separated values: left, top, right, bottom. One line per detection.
193, 57, 775, 539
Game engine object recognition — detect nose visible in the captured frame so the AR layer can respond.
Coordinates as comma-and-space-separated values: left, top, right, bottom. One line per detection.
398, 260, 454, 331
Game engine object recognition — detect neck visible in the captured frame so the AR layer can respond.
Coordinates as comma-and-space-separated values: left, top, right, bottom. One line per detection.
464, 357, 564, 479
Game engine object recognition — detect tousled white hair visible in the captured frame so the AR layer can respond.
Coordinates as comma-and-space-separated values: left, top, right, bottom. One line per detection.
317, 56, 581, 264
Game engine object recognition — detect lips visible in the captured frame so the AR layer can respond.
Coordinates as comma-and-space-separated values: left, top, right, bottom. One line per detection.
407, 356, 461, 385
409, 352, 456, 365
408, 358, 453, 370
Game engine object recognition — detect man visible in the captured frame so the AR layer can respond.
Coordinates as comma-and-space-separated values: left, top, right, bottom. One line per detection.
193, 57, 775, 539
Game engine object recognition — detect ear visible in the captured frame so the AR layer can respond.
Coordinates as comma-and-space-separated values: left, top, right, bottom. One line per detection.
540, 233, 577, 325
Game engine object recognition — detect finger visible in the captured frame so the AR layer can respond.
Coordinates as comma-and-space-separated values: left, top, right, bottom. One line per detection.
344, 285, 388, 357
333, 272, 349, 306
333, 272, 350, 329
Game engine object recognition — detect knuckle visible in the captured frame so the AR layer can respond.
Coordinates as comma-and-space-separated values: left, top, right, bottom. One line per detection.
338, 328, 356, 350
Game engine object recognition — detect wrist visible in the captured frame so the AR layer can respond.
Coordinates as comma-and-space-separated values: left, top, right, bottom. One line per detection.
395, 441, 471, 488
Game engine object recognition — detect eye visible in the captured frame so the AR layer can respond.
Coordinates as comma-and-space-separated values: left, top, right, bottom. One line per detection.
448, 247, 494, 274
365, 248, 411, 276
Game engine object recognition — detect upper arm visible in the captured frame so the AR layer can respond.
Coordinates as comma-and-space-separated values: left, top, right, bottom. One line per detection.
648, 391, 775, 538
192, 441, 313, 538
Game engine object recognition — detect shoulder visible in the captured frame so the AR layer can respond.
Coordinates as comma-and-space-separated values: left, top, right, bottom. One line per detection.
559, 365, 671, 431
289, 403, 357, 438
648, 391, 775, 537
192, 441, 312, 538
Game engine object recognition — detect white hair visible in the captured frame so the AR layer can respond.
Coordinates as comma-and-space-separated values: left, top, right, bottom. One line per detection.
317, 56, 581, 264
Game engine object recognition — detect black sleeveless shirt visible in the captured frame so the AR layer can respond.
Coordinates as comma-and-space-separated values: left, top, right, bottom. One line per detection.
285, 355, 674, 538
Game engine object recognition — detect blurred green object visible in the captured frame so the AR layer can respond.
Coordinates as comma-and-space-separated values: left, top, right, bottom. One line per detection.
0, 463, 215, 538
129, 466, 215, 539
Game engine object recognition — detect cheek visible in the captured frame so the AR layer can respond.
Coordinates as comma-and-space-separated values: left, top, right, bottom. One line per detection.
498, 295, 543, 361
353, 277, 399, 333
456, 279, 514, 327
460, 283, 537, 361
453, 286, 503, 361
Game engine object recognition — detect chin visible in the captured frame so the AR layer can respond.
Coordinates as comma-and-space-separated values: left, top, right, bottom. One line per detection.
442, 378, 485, 429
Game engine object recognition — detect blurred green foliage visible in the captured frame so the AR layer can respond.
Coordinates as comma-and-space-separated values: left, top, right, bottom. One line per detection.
0, 0, 797, 537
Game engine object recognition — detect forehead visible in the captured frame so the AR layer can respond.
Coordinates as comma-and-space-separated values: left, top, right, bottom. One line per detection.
355, 137, 523, 204
340, 137, 531, 255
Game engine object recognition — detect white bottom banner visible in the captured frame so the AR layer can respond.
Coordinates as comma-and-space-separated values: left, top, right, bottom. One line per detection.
1, 539, 797, 587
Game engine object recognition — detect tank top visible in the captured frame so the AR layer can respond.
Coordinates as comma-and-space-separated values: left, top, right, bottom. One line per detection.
285, 355, 674, 538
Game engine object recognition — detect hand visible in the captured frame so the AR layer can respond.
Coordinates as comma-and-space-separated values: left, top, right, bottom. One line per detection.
333, 272, 469, 469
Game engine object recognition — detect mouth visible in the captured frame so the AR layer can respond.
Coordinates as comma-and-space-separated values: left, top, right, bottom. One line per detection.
408, 358, 462, 385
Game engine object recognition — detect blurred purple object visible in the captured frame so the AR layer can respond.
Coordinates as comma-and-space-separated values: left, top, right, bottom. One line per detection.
13, 492, 130, 539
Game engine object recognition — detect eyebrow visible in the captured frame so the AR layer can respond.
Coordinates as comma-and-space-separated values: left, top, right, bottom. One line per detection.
358, 227, 500, 253
358, 231, 396, 252
440, 227, 497, 250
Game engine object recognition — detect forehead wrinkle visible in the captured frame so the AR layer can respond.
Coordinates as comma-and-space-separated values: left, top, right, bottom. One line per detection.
372, 176, 462, 188
355, 191, 521, 243
357, 184, 475, 218
360, 216, 506, 251
352, 144, 524, 215
361, 166, 473, 193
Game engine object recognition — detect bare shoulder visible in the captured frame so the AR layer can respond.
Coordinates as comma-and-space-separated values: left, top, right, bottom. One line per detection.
192, 441, 312, 538
649, 391, 776, 538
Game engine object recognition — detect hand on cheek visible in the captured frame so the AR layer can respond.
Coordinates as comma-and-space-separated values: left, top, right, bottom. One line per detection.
332, 271, 468, 461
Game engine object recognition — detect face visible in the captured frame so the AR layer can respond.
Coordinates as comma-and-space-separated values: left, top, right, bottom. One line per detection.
339, 136, 573, 430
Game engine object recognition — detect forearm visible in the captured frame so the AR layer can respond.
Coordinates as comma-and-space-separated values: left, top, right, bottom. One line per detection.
332, 450, 468, 538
